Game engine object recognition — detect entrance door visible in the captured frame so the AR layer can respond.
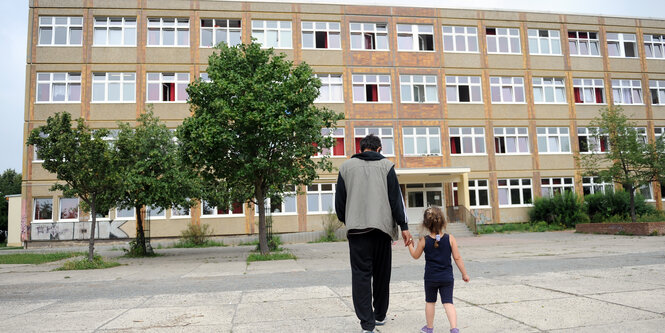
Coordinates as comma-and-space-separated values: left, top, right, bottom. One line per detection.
405, 183, 443, 224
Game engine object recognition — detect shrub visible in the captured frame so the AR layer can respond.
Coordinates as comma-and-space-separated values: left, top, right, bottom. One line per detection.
318, 208, 343, 242
180, 223, 213, 246
584, 190, 655, 222
56, 255, 120, 270
529, 191, 589, 227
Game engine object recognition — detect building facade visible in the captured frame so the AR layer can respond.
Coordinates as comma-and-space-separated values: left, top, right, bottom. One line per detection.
21, 0, 665, 243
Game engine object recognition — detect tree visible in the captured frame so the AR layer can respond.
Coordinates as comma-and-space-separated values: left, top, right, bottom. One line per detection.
0, 169, 23, 231
26, 112, 118, 260
113, 109, 200, 256
578, 106, 665, 222
179, 42, 344, 254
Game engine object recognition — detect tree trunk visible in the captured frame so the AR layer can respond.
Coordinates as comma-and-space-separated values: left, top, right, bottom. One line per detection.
628, 185, 637, 223
256, 186, 268, 255
135, 205, 147, 255
88, 199, 96, 262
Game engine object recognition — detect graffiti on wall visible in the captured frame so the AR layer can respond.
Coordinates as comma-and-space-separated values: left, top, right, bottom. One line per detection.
31, 220, 128, 241
471, 209, 492, 224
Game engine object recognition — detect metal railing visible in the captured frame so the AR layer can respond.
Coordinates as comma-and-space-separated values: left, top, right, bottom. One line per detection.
445, 206, 478, 235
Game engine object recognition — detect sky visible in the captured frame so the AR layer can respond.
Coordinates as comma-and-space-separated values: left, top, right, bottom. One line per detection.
1, 0, 665, 174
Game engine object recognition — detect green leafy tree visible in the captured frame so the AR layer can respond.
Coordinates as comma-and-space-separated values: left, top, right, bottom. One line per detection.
113, 109, 200, 256
0, 169, 23, 231
579, 106, 665, 222
26, 112, 118, 261
179, 42, 344, 254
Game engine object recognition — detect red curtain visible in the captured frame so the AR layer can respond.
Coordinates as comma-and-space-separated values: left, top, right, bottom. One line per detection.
450, 137, 459, 154
355, 138, 362, 154
595, 88, 604, 103
573, 87, 582, 103
231, 202, 243, 214
333, 138, 344, 156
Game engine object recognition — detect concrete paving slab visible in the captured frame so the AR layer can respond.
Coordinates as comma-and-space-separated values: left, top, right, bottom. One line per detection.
2, 309, 125, 332
550, 318, 665, 333
245, 259, 305, 274
589, 289, 665, 314
506, 271, 659, 295
0, 300, 57, 315
577, 265, 665, 287
233, 297, 350, 324
98, 325, 233, 333
100, 305, 235, 330
232, 315, 359, 333
40, 297, 148, 313
455, 284, 570, 305
242, 285, 337, 303
142, 291, 242, 307
181, 262, 247, 278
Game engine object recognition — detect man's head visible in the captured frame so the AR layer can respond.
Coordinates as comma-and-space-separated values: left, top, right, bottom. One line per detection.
360, 134, 382, 152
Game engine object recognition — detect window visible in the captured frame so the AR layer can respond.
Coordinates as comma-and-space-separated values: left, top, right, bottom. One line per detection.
315, 74, 343, 103
489, 77, 525, 103
116, 207, 135, 219
640, 183, 654, 201
400, 75, 438, 103
36, 72, 81, 103
568, 31, 600, 56
532, 77, 566, 104
486, 27, 521, 54
171, 205, 190, 218
635, 127, 648, 144
147, 18, 189, 46
354, 127, 394, 156
607, 32, 637, 58
93, 17, 137, 46
494, 127, 530, 154
202, 200, 244, 217
318, 128, 345, 157
442, 26, 478, 53
649, 80, 665, 105
573, 78, 605, 104
498, 178, 532, 206
33, 198, 53, 221
612, 79, 643, 105
38, 16, 83, 46
528, 29, 561, 55
468, 179, 490, 207
656, 127, 665, 140
350, 22, 389, 50
352, 74, 391, 103
200, 19, 241, 47
146, 73, 190, 102
537, 127, 571, 154
307, 184, 335, 213
578, 127, 609, 153
582, 177, 614, 195
449, 127, 486, 155
540, 177, 574, 198
59, 198, 79, 221
397, 24, 434, 51
146, 206, 165, 219
92, 73, 136, 103
445, 76, 482, 103
644, 34, 665, 59
302, 21, 341, 49
252, 20, 292, 49
403, 127, 441, 156
254, 186, 297, 215
33, 133, 47, 162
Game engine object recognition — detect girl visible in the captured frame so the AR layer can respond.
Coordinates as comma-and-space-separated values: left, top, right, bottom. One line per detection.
408, 206, 470, 333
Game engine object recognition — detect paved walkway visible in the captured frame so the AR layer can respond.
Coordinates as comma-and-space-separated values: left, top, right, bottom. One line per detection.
0, 231, 664, 332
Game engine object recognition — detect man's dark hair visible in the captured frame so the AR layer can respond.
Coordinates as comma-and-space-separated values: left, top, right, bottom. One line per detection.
360, 134, 382, 152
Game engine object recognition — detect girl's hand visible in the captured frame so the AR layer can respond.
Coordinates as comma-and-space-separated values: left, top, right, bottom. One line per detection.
462, 274, 470, 283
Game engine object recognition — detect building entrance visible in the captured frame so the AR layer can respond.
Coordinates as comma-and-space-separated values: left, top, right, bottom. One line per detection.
405, 183, 444, 224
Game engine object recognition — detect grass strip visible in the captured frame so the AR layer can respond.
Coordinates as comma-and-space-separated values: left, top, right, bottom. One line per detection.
0, 252, 84, 265
171, 240, 227, 248
55, 255, 121, 270
477, 222, 568, 234
247, 251, 296, 262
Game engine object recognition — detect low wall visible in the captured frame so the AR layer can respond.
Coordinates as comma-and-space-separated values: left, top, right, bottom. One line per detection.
576, 222, 665, 236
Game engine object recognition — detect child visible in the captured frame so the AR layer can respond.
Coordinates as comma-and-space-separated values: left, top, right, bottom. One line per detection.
408, 206, 470, 333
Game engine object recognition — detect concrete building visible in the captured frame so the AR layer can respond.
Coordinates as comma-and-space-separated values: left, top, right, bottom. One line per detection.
19, 0, 665, 244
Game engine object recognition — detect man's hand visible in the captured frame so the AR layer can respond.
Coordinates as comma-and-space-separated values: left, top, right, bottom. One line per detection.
401, 230, 413, 247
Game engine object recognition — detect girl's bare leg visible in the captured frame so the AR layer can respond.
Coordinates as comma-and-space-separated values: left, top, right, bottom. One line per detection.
426, 302, 436, 328
443, 303, 457, 329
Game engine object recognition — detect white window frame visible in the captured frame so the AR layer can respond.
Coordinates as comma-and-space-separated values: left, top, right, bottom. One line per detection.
354, 127, 395, 156
301, 21, 341, 49
145, 206, 166, 220
639, 183, 655, 202
486, 27, 521, 54
573, 78, 606, 104
147, 17, 190, 47
146, 72, 190, 103
399, 75, 438, 103
200, 18, 242, 48
397, 24, 435, 52
254, 187, 298, 216
537, 127, 571, 154
612, 79, 644, 105
489, 77, 525, 103
528, 29, 561, 55
468, 179, 491, 208
36, 72, 81, 103
92, 72, 136, 103
578, 127, 609, 154
315, 74, 344, 103
568, 31, 601, 57
445, 76, 482, 103
607, 32, 638, 58
317, 128, 345, 157
171, 205, 191, 219
307, 183, 335, 214
402, 127, 442, 156
655, 127, 665, 140
352, 74, 391, 103
38, 16, 83, 46
635, 127, 648, 144
582, 177, 614, 195
58, 197, 79, 222
540, 177, 574, 198
93, 17, 137, 47
251, 20, 292, 49
449, 127, 486, 155
644, 34, 665, 59
33, 198, 54, 222
532, 77, 566, 104
442, 26, 478, 53
349, 22, 389, 51
202, 200, 245, 217
649, 80, 665, 105
498, 178, 533, 207
493, 127, 530, 155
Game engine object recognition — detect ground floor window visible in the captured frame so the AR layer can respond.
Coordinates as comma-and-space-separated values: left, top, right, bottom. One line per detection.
307, 183, 335, 213
582, 177, 614, 195
540, 177, 574, 198
498, 178, 532, 206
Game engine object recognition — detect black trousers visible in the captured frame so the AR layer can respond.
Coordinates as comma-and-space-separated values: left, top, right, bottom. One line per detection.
348, 229, 392, 331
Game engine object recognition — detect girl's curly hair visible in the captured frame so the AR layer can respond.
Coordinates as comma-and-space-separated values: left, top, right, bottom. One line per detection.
422, 206, 447, 248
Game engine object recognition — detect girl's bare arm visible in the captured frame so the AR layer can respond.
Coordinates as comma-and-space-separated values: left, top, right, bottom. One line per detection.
450, 235, 470, 282
408, 236, 426, 259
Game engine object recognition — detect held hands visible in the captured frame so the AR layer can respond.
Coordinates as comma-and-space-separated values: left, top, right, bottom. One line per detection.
401, 230, 413, 247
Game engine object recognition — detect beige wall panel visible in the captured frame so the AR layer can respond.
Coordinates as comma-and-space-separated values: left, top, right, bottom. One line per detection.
445, 119, 486, 126
28, 183, 57, 196
271, 215, 300, 233
396, 52, 441, 68
446, 104, 486, 119
565, 24, 601, 32
198, 11, 243, 19
349, 104, 393, 119
495, 155, 532, 170
491, 104, 529, 119
143, 10, 192, 18
145, 0, 190, 10
530, 56, 565, 71
34, 64, 82, 71
300, 4, 342, 15
151, 103, 190, 121
35, 47, 83, 64
487, 55, 524, 70
314, 103, 345, 115
642, 20, 665, 29
569, 57, 604, 71
469, 207, 493, 224
393, 7, 438, 18
36, 5, 83, 12
443, 53, 482, 68
534, 119, 573, 126
89, 64, 138, 71
398, 104, 440, 119
248, 12, 293, 19
204, 218, 248, 235
469, 172, 491, 178
89, 104, 137, 121
575, 105, 605, 119
148, 219, 190, 238
401, 156, 445, 168
538, 155, 575, 170
343, 6, 392, 16
449, 156, 489, 171
646, 60, 665, 74
299, 14, 344, 21
199, 1, 245, 11
306, 215, 327, 232
603, 18, 638, 27
652, 107, 665, 120
439, 9, 477, 20
533, 105, 569, 119
437, 18, 478, 26
498, 207, 530, 223
349, 51, 393, 67
565, 16, 600, 25
275, 49, 295, 62
90, 1, 137, 9
91, 47, 138, 64
482, 12, 521, 22
301, 50, 344, 66
608, 58, 642, 73
31, 164, 56, 181
33, 104, 81, 121
91, 9, 140, 16
199, 48, 215, 65
145, 48, 191, 64
144, 64, 192, 71
539, 170, 576, 178
524, 14, 561, 24
620, 105, 649, 120
491, 119, 530, 126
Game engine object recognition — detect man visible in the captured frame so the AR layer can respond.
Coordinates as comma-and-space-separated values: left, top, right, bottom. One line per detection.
335, 134, 412, 333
